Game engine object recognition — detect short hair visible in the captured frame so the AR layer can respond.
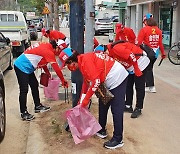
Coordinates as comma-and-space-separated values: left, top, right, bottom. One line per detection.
50, 40, 57, 49
46, 29, 50, 34
146, 18, 157, 26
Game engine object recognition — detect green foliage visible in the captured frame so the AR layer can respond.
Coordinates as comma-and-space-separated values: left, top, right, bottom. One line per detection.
17, 0, 44, 15
31, 0, 45, 15
58, 0, 68, 5
17, 0, 68, 15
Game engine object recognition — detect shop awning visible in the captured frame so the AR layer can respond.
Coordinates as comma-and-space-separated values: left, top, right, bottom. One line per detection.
130, 0, 166, 5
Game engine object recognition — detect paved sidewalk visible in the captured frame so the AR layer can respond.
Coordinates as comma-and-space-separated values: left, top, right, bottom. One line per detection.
26, 28, 180, 154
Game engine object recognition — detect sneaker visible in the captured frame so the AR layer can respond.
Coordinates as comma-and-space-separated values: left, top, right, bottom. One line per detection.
145, 87, 150, 92
149, 86, 156, 93
124, 105, 133, 113
96, 129, 107, 139
35, 104, 51, 113
104, 138, 124, 149
131, 108, 142, 118
21, 111, 35, 121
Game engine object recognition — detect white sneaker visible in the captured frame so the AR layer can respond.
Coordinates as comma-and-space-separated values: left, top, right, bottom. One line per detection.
145, 87, 150, 92
149, 86, 156, 93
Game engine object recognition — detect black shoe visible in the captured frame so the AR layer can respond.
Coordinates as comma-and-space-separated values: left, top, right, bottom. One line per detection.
35, 104, 51, 113
21, 111, 35, 121
124, 106, 133, 113
96, 129, 107, 139
104, 138, 124, 149
131, 108, 142, 118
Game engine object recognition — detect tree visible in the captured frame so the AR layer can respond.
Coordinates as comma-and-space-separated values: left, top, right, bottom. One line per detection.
47, 0, 68, 30
17, 0, 68, 30
0, 0, 16, 10
54, 0, 59, 30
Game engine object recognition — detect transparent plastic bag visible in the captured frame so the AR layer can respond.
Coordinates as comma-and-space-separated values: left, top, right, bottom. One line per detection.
44, 78, 60, 100
65, 104, 102, 144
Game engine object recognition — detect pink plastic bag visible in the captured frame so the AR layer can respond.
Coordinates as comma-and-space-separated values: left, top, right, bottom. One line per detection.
65, 104, 102, 144
44, 78, 60, 100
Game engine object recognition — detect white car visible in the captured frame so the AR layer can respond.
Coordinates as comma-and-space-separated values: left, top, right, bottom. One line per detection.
0, 11, 31, 56
95, 18, 113, 35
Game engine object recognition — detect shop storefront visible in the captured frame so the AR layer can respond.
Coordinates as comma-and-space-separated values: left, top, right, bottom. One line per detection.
159, 5, 173, 47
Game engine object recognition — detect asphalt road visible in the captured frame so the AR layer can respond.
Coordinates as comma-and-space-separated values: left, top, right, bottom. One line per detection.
0, 29, 180, 154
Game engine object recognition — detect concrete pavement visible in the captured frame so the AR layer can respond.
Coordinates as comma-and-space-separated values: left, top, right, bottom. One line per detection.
26, 29, 180, 153
1, 28, 179, 153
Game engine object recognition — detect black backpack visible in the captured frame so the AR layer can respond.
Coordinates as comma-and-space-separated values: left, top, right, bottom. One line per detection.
139, 44, 156, 60
111, 40, 127, 48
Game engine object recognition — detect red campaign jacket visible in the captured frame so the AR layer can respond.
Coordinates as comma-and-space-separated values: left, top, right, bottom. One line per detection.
107, 42, 143, 76
78, 52, 114, 101
49, 30, 66, 40
137, 26, 165, 55
115, 27, 136, 44
25, 43, 65, 82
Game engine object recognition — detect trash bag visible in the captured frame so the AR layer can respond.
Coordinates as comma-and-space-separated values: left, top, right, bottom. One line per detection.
40, 73, 50, 87
65, 104, 102, 144
44, 78, 60, 101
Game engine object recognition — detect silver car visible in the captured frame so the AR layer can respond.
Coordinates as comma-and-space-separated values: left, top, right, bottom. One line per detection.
0, 32, 13, 72
95, 18, 113, 35
0, 70, 5, 143
32, 18, 43, 32
0, 32, 13, 143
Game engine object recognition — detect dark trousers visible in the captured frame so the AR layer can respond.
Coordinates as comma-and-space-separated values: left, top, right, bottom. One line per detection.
14, 65, 41, 113
145, 58, 157, 87
98, 78, 127, 142
125, 69, 147, 109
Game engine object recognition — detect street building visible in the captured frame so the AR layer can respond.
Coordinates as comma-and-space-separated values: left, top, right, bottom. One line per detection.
126, 0, 180, 47
95, 0, 180, 47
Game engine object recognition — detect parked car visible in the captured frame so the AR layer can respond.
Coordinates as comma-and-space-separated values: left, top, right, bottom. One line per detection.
32, 18, 43, 32
27, 19, 38, 41
0, 32, 13, 143
111, 15, 119, 22
95, 18, 113, 35
0, 70, 5, 143
0, 32, 13, 72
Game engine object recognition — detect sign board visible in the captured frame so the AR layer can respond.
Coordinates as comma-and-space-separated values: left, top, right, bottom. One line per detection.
42, 6, 50, 14
26, 12, 35, 17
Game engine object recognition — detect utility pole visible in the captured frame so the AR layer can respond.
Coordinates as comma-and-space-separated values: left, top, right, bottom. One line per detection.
69, 0, 84, 107
84, 0, 95, 53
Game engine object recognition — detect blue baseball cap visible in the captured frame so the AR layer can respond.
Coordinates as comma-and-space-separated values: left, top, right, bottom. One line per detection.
143, 13, 153, 21
94, 45, 105, 52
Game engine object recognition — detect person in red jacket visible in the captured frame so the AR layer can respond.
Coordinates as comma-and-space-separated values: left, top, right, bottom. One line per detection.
115, 23, 136, 44
14, 40, 68, 121
137, 13, 166, 93
41, 28, 70, 46
59, 48, 128, 149
94, 41, 150, 118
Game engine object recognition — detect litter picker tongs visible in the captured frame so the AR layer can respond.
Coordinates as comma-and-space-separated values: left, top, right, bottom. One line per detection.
64, 88, 69, 104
